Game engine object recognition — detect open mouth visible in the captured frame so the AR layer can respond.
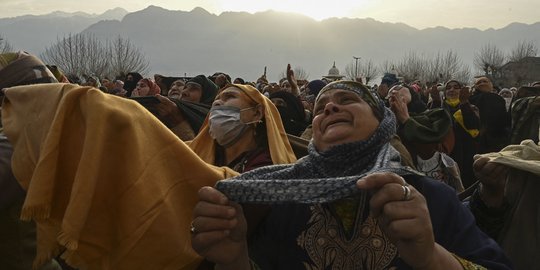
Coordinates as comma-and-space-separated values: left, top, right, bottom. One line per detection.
324, 118, 350, 131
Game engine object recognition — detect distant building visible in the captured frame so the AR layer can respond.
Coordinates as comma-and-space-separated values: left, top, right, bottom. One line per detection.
497, 57, 540, 87
323, 62, 345, 82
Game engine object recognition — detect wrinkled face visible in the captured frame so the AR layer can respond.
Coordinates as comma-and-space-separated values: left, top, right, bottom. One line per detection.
388, 85, 411, 104
474, 77, 493, 93
168, 80, 185, 100
212, 87, 261, 123
135, 81, 150, 96
312, 89, 380, 152
445, 82, 461, 100
181, 83, 203, 103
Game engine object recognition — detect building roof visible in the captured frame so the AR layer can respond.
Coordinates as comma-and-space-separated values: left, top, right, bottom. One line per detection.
323, 61, 344, 79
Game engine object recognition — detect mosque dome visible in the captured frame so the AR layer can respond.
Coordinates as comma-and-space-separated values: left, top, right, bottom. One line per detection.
328, 62, 340, 76
323, 61, 345, 81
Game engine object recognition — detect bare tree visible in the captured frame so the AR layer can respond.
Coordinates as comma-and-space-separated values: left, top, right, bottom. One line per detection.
379, 60, 396, 74
344, 61, 360, 81
508, 40, 538, 62
41, 33, 102, 77
82, 34, 109, 78
41, 33, 149, 80
0, 35, 13, 53
345, 59, 379, 84
425, 50, 470, 84
474, 43, 506, 74
361, 59, 379, 85
396, 51, 428, 83
278, 66, 309, 81
106, 36, 149, 78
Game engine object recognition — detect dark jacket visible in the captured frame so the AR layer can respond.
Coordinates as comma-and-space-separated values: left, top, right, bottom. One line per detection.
469, 91, 511, 153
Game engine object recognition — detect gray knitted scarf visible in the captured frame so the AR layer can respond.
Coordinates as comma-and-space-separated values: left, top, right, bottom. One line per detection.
216, 108, 419, 204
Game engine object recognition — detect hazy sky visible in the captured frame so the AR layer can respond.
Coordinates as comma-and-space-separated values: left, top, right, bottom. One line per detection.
1, 0, 538, 30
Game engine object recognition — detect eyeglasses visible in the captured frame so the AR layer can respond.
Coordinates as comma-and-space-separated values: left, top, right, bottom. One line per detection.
445, 85, 460, 90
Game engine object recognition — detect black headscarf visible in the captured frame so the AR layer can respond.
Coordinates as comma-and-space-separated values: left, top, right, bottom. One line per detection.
124, 72, 143, 97
269, 91, 307, 136
174, 100, 211, 134
187, 75, 218, 106
404, 85, 427, 114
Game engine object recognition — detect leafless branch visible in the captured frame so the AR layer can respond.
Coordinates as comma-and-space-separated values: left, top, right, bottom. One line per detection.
508, 40, 538, 62
40, 33, 149, 80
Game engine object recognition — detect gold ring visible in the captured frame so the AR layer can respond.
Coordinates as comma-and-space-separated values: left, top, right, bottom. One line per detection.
402, 185, 411, 201
190, 222, 197, 234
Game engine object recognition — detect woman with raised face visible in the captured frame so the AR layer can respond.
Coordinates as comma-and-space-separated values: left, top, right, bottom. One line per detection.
469, 76, 511, 153
131, 78, 160, 97
437, 79, 480, 188
386, 83, 462, 191
167, 79, 185, 101
311, 86, 380, 151
190, 81, 511, 270
189, 84, 296, 173
152, 75, 219, 140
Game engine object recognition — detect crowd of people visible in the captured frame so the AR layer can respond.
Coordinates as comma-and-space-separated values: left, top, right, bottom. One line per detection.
1, 51, 539, 269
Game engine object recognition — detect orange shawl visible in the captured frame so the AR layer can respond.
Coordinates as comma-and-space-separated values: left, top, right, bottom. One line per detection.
189, 83, 297, 165
2, 83, 237, 269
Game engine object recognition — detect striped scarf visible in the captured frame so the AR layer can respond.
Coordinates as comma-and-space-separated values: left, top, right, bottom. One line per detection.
217, 108, 418, 204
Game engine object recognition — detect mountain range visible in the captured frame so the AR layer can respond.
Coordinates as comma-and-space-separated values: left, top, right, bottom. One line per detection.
0, 8, 127, 56
1, 6, 539, 82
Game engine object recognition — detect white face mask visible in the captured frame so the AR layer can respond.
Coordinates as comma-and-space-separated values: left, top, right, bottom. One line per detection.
208, 105, 258, 147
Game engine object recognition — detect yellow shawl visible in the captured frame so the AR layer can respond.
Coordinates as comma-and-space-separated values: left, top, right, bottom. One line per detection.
189, 83, 297, 165
2, 83, 237, 270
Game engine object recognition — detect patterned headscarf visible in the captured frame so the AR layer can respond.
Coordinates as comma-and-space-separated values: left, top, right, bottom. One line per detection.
316, 81, 384, 120
0, 51, 57, 89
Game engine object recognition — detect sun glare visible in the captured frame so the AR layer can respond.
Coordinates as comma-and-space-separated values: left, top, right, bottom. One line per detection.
217, 0, 367, 21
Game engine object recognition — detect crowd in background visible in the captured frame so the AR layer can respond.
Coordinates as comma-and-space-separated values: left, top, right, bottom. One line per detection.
1, 51, 539, 270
